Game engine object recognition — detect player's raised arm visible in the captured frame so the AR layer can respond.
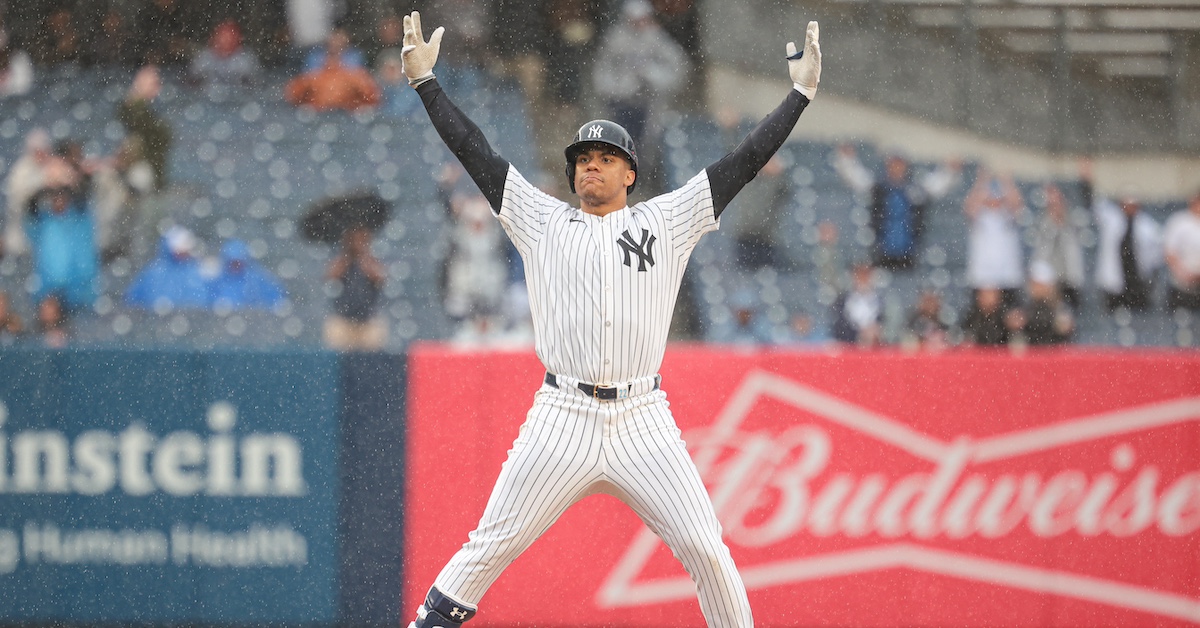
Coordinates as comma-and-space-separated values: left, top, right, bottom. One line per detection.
403, 11, 510, 213
706, 21, 821, 218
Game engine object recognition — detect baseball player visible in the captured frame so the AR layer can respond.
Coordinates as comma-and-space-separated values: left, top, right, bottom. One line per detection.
402, 10, 821, 628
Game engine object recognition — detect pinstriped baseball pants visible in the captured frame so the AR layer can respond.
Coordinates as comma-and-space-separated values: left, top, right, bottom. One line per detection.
432, 383, 754, 627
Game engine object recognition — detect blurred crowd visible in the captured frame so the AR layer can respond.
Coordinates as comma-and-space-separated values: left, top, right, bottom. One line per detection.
709, 136, 1200, 352
0, 0, 703, 350
0, 1, 1195, 353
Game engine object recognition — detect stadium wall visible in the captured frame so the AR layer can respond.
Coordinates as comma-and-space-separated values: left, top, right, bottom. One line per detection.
0, 349, 407, 627
3, 346, 1199, 626
406, 344, 1200, 627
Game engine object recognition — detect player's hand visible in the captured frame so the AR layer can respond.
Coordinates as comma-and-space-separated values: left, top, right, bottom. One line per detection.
788, 21, 821, 100
402, 11, 444, 86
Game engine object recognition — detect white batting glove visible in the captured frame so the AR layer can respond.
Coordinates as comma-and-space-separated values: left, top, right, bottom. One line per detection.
787, 21, 821, 100
402, 11, 444, 87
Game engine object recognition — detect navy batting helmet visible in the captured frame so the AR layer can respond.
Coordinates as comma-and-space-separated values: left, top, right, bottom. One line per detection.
564, 120, 638, 194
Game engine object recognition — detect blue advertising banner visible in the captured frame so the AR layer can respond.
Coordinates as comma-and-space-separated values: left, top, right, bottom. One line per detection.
0, 349, 339, 624
338, 353, 407, 627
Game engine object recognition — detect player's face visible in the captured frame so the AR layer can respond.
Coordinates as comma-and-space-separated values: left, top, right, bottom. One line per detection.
574, 147, 634, 206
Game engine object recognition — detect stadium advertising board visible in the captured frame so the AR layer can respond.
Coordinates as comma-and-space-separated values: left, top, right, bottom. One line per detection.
0, 350, 339, 624
406, 345, 1200, 627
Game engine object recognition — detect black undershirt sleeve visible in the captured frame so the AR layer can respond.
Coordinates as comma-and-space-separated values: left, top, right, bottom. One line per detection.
415, 78, 511, 213
705, 89, 810, 218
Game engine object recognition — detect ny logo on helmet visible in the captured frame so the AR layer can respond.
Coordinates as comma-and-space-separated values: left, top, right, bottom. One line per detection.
588, 125, 604, 139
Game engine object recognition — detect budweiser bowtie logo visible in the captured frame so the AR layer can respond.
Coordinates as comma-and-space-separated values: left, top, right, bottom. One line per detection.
599, 370, 1200, 624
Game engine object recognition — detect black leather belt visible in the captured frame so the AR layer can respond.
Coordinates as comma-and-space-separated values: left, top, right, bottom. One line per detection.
544, 373, 658, 401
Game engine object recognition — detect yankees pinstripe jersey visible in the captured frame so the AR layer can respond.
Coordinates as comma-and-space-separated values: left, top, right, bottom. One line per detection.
415, 78, 809, 385
498, 167, 716, 383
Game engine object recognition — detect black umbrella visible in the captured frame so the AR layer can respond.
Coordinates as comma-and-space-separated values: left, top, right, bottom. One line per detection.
301, 191, 393, 244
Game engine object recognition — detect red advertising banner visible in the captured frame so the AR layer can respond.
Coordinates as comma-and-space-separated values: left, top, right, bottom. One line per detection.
405, 345, 1200, 627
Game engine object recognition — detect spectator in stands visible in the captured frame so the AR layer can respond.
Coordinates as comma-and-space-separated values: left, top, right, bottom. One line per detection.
376, 51, 421, 117
36, 7, 82, 64
543, 0, 602, 109
188, 19, 261, 91
285, 48, 381, 112
0, 42, 33, 97
4, 128, 53, 258
324, 226, 387, 351
905, 288, 950, 350
781, 310, 830, 346
593, 0, 687, 185
304, 27, 365, 72
966, 168, 1025, 308
708, 288, 774, 346
961, 286, 1022, 347
433, 0, 491, 75
814, 220, 843, 302
134, 0, 194, 66
124, 226, 210, 311
54, 136, 143, 263
53, 139, 97, 204
90, 7, 137, 66
831, 260, 882, 347
25, 165, 99, 314
208, 239, 287, 311
371, 12, 405, 69
372, 12, 412, 113
118, 65, 173, 192
92, 136, 155, 263
1021, 261, 1075, 346
833, 145, 959, 271
487, 0, 544, 101
286, 0, 335, 63
1092, 184, 1162, 312
733, 153, 792, 271
1163, 191, 1200, 312
0, 290, 25, 346
1030, 181, 1086, 310
36, 292, 69, 349
717, 108, 793, 271
442, 189, 508, 344
652, 0, 703, 62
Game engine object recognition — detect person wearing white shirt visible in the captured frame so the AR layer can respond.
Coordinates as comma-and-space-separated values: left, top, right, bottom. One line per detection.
1163, 192, 1200, 312
0, 45, 33, 97
965, 169, 1025, 307
3, 129, 52, 257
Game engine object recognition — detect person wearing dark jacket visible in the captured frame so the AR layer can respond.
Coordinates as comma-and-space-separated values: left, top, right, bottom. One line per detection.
323, 226, 386, 350
117, 65, 172, 191
1021, 262, 1075, 345
833, 146, 959, 270
961, 286, 1022, 346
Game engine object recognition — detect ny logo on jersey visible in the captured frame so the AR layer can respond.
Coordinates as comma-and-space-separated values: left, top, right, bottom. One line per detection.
587, 125, 604, 139
617, 228, 656, 272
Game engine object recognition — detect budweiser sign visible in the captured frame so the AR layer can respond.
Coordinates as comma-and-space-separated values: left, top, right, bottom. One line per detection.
601, 370, 1200, 624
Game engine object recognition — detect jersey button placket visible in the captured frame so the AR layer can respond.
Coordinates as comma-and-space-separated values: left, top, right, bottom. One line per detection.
600, 221, 616, 381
